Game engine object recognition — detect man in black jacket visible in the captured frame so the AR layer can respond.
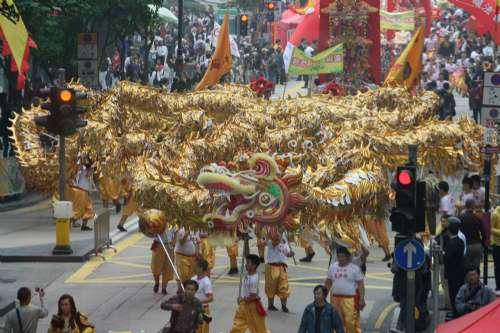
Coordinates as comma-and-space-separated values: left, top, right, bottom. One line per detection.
444, 223, 465, 318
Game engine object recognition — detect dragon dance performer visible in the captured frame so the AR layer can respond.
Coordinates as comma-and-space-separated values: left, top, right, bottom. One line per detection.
362, 217, 390, 261
98, 173, 121, 213
151, 227, 175, 294
325, 246, 365, 333
230, 254, 269, 333
175, 228, 198, 290
69, 161, 96, 231
265, 233, 294, 313
227, 241, 239, 275
116, 177, 137, 232
198, 232, 215, 273
192, 258, 214, 333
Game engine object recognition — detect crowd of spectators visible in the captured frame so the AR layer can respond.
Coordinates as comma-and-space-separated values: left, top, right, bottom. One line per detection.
98, 7, 286, 92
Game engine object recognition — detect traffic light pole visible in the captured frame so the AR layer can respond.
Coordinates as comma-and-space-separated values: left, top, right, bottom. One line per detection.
406, 145, 418, 333
58, 136, 65, 200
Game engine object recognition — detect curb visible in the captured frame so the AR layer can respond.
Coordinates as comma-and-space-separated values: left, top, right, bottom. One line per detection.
0, 217, 138, 263
0, 193, 49, 212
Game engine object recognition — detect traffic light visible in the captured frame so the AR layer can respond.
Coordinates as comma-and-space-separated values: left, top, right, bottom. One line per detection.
240, 14, 248, 36
34, 87, 88, 136
390, 165, 417, 236
266, 2, 275, 10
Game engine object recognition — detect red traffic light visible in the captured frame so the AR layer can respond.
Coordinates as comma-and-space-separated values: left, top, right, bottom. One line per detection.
397, 170, 413, 186
267, 2, 275, 10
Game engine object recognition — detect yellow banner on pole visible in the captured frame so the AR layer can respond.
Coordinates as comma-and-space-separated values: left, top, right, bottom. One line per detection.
195, 14, 232, 91
0, 0, 29, 74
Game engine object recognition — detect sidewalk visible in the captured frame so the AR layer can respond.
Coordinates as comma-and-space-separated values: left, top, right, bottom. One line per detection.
0, 194, 138, 262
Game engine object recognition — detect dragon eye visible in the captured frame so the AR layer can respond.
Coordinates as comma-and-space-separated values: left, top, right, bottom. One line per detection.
288, 140, 297, 149
207, 220, 214, 228
258, 192, 276, 207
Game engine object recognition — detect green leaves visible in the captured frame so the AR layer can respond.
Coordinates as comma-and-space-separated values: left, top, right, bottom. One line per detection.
16, 0, 163, 73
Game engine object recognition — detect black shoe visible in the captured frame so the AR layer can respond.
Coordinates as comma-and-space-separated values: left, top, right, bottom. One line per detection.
115, 203, 122, 214
268, 305, 278, 311
281, 305, 290, 313
161, 288, 167, 295
260, 257, 265, 263
309, 252, 315, 261
228, 268, 239, 275
299, 256, 310, 262
153, 284, 159, 293
81, 226, 92, 231
117, 225, 127, 232
382, 254, 391, 262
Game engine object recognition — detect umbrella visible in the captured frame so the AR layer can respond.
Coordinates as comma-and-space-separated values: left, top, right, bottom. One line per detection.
436, 298, 500, 333
148, 5, 178, 24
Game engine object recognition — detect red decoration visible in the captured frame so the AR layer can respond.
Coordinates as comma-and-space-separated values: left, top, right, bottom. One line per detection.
250, 76, 274, 97
322, 81, 346, 96
0, 29, 37, 90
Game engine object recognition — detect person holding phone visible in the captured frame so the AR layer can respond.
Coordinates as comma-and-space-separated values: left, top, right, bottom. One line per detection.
4, 287, 48, 333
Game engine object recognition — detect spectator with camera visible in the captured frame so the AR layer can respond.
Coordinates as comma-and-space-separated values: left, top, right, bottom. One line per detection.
455, 267, 495, 317
160, 279, 204, 333
47, 294, 94, 333
3, 287, 48, 333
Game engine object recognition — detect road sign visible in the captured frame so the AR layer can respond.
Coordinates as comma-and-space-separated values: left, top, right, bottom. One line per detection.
394, 238, 425, 270
481, 146, 500, 154
483, 72, 500, 106
77, 60, 98, 89
77, 33, 97, 60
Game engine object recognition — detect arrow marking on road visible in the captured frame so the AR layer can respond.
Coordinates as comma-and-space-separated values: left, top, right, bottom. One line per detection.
403, 241, 416, 268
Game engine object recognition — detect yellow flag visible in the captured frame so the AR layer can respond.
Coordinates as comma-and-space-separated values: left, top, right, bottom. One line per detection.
195, 14, 232, 91
0, 0, 29, 74
384, 26, 424, 89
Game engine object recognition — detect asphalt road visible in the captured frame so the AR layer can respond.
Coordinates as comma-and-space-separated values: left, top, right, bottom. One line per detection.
1, 228, 399, 333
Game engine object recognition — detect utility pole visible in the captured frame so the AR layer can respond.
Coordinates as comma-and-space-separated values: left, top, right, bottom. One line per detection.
176, 0, 183, 72
483, 153, 492, 285
430, 241, 441, 332
57, 68, 66, 200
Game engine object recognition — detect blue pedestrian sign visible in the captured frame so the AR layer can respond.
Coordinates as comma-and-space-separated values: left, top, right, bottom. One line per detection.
394, 239, 425, 271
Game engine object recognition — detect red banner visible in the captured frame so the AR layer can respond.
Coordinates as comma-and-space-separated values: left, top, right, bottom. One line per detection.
449, 0, 498, 43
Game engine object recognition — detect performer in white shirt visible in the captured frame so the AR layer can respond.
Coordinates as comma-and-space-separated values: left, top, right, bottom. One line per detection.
325, 246, 365, 333
69, 159, 96, 231
265, 233, 294, 313
230, 254, 269, 333
175, 228, 198, 290
192, 258, 213, 333
438, 181, 455, 217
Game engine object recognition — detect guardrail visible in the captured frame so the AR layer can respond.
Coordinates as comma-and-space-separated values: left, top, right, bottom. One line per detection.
90, 208, 116, 260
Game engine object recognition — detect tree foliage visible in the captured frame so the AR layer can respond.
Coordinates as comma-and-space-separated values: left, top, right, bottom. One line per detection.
16, 0, 162, 78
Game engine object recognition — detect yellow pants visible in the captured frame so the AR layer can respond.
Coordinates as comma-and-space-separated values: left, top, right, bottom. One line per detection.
265, 264, 289, 300
122, 196, 137, 216
175, 252, 196, 283
196, 305, 210, 333
199, 237, 215, 272
99, 177, 121, 202
230, 301, 269, 333
363, 218, 390, 255
331, 295, 361, 333
257, 238, 265, 258
151, 246, 174, 285
227, 242, 238, 269
68, 186, 94, 220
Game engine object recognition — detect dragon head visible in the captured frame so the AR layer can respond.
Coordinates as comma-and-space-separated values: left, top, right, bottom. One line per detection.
197, 153, 305, 233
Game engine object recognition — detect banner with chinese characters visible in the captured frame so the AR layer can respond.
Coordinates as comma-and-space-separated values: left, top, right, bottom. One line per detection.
380, 10, 415, 31
288, 43, 343, 75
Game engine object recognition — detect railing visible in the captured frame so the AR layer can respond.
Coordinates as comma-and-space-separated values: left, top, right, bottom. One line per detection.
90, 208, 116, 260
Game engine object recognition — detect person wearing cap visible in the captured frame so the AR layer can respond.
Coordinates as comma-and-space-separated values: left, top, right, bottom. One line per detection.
324, 246, 365, 333
444, 222, 466, 317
